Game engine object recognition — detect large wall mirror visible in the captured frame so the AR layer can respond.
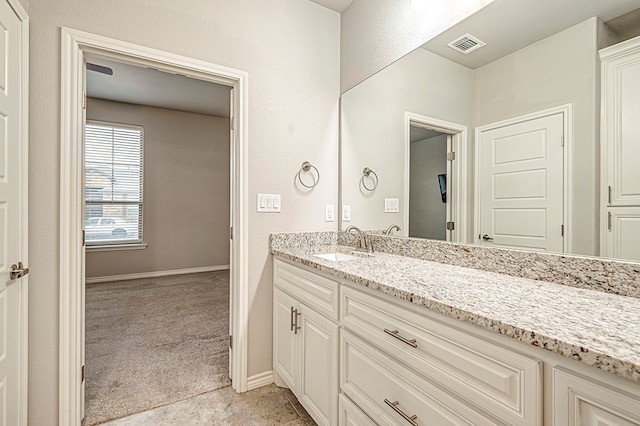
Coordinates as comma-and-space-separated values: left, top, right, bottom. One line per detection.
340, 0, 640, 262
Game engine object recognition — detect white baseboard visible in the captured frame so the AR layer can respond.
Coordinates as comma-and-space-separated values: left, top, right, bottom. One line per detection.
247, 370, 274, 391
86, 265, 230, 284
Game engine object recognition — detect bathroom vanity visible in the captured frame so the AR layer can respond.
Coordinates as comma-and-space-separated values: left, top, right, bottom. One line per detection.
271, 232, 640, 426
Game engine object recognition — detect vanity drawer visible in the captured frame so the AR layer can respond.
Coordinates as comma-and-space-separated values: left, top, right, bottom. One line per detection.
341, 329, 501, 426
339, 394, 376, 426
341, 285, 542, 426
274, 259, 339, 320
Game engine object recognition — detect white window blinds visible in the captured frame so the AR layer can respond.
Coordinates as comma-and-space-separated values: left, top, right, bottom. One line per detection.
84, 121, 143, 245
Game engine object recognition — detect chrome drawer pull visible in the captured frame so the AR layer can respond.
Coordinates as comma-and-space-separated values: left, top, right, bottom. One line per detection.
290, 306, 295, 331
384, 328, 418, 348
293, 309, 301, 334
384, 399, 418, 426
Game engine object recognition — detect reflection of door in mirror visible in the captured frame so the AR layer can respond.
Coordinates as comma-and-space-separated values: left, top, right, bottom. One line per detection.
476, 109, 566, 253
409, 126, 448, 240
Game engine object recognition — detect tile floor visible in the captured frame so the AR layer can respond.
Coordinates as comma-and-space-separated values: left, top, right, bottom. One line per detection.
98, 384, 316, 425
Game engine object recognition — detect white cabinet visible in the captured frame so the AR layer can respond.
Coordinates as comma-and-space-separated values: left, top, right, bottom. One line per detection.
273, 258, 640, 426
600, 35, 640, 261
273, 261, 339, 426
605, 208, 640, 262
553, 367, 640, 425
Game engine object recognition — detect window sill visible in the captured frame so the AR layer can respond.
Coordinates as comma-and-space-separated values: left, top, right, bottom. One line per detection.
86, 243, 148, 253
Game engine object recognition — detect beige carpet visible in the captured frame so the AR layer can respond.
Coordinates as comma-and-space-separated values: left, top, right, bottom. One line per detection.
83, 271, 231, 425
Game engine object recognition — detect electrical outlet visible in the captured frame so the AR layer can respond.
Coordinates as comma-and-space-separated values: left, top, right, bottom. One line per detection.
325, 205, 335, 222
342, 205, 351, 222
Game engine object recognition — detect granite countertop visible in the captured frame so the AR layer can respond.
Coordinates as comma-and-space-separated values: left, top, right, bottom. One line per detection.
272, 244, 640, 383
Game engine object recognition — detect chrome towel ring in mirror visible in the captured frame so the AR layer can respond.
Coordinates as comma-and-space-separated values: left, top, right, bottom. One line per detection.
361, 167, 378, 191
297, 161, 320, 189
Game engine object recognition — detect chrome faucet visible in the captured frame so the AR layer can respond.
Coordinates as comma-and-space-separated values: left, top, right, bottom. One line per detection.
385, 224, 401, 236
345, 226, 373, 253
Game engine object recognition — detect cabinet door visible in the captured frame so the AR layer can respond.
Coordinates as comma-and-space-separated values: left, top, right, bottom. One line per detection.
553, 367, 640, 425
299, 304, 339, 426
604, 207, 640, 262
602, 41, 640, 207
273, 289, 299, 392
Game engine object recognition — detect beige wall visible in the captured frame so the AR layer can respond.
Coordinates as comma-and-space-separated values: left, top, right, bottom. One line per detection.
341, 48, 473, 233
28, 1, 339, 423
85, 98, 230, 278
474, 18, 601, 255
340, 0, 494, 92
409, 135, 447, 240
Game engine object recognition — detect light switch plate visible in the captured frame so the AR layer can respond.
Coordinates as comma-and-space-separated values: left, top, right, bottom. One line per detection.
325, 205, 335, 222
342, 205, 351, 222
257, 194, 281, 213
384, 198, 399, 213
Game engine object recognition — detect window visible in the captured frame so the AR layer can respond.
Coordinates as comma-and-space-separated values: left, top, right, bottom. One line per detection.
84, 121, 143, 246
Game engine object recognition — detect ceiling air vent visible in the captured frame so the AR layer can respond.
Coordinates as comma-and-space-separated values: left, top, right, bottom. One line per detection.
448, 33, 486, 55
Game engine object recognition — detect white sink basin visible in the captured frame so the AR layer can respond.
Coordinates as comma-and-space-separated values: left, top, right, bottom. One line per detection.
313, 252, 361, 261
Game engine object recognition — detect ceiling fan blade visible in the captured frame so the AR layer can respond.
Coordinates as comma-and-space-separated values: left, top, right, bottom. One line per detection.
86, 63, 113, 75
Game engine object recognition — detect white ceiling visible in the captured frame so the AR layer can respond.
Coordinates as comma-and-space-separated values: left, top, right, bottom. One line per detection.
86, 58, 231, 118
307, 0, 354, 13
422, 0, 640, 69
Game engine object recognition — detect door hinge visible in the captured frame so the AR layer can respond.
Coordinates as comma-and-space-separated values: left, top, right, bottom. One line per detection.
229, 335, 233, 350
447, 152, 456, 161
561, 224, 564, 237
229, 226, 233, 240
446, 221, 455, 231
83, 91, 86, 110
608, 211, 612, 231
81, 365, 85, 383
82, 229, 85, 247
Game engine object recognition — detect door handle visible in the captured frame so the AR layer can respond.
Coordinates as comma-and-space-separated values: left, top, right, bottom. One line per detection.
482, 234, 494, 241
10, 262, 29, 280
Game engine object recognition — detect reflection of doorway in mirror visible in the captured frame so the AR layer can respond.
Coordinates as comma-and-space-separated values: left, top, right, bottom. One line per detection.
409, 126, 449, 240
404, 112, 468, 243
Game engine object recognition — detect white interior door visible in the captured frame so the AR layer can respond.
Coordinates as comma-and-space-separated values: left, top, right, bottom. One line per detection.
477, 112, 564, 252
0, 0, 27, 424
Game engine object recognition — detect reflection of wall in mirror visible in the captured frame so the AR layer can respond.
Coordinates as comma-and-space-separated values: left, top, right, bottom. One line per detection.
341, 48, 473, 234
474, 17, 617, 256
341, 16, 619, 256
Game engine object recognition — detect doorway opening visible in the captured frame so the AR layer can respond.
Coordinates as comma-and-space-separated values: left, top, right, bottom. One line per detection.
81, 55, 233, 424
408, 126, 450, 240
404, 112, 468, 243
60, 28, 249, 426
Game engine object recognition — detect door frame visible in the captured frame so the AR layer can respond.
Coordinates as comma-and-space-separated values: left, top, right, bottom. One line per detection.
59, 28, 249, 425
474, 104, 573, 253
404, 112, 468, 242
6, 0, 29, 424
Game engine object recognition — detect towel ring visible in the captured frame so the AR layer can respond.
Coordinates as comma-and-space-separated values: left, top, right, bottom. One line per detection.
361, 167, 378, 191
297, 161, 320, 189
